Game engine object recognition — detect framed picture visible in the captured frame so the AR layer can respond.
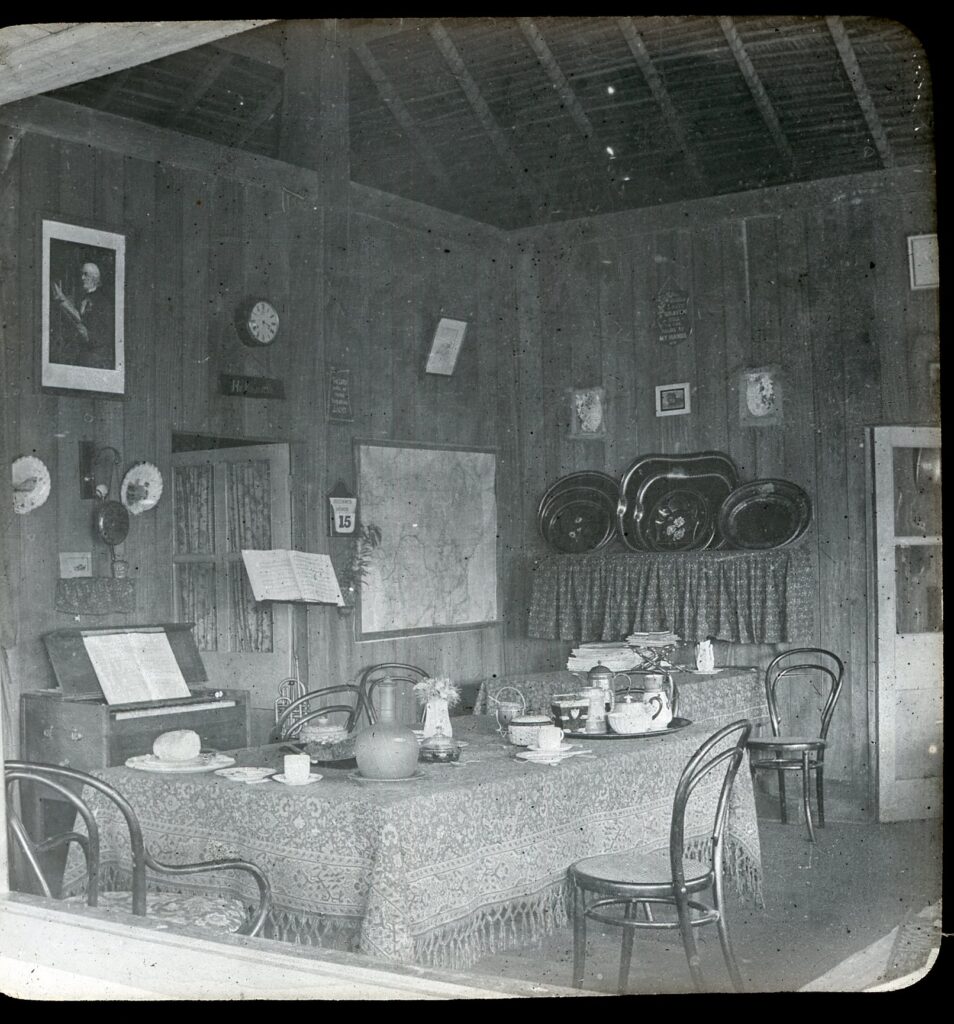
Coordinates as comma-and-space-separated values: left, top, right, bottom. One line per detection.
41, 219, 125, 396
425, 317, 468, 375
568, 386, 607, 438
739, 365, 783, 427
655, 382, 691, 417
907, 233, 939, 290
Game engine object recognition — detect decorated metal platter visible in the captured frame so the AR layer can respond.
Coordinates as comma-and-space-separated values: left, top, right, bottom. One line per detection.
718, 479, 812, 550
120, 461, 163, 515
575, 717, 693, 739
617, 452, 740, 552
126, 752, 236, 773
542, 494, 617, 553
12, 455, 51, 515
537, 472, 619, 553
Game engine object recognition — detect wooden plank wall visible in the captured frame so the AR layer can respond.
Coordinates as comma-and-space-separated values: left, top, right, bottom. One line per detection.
1, 129, 513, 746
508, 168, 938, 811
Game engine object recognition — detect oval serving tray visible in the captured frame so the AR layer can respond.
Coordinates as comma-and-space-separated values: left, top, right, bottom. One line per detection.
574, 717, 693, 739
543, 494, 616, 553
718, 479, 811, 550
618, 452, 739, 551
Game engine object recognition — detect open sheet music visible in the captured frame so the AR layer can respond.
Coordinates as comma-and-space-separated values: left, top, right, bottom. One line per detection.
241, 549, 344, 606
83, 631, 192, 705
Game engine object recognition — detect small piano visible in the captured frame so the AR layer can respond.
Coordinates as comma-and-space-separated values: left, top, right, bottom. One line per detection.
21, 623, 249, 771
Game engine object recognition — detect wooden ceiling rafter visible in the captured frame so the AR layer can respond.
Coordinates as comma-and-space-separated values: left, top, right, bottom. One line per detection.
353, 41, 454, 192
166, 50, 235, 129
232, 82, 283, 149
428, 20, 543, 217
717, 16, 797, 175
516, 17, 623, 206
825, 15, 895, 168
616, 16, 708, 192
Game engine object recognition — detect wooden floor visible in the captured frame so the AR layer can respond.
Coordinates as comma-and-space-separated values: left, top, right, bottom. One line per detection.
469, 807, 942, 995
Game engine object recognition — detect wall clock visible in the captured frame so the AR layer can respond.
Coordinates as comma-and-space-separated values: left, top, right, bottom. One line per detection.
235, 298, 280, 347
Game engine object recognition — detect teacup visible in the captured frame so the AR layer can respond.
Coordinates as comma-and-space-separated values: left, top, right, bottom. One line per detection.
283, 753, 311, 784
534, 725, 565, 750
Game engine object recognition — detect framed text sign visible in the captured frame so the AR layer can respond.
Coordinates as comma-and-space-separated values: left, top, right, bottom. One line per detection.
655, 280, 692, 345
326, 365, 354, 422
355, 439, 497, 639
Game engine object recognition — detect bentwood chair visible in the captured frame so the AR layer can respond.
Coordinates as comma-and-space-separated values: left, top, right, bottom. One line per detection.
357, 663, 429, 726
5, 761, 271, 936
271, 683, 367, 742
746, 648, 845, 843
569, 719, 753, 993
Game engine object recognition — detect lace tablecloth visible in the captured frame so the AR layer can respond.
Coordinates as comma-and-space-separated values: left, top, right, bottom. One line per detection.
528, 547, 815, 642
64, 717, 763, 970
475, 668, 768, 728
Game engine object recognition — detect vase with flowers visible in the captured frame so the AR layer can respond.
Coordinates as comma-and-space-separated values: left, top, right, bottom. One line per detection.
414, 676, 460, 739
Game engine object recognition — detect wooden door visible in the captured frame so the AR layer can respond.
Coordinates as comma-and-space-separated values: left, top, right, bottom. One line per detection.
868, 426, 942, 821
171, 443, 293, 726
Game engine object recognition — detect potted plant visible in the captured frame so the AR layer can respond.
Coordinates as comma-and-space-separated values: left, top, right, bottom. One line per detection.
337, 522, 382, 614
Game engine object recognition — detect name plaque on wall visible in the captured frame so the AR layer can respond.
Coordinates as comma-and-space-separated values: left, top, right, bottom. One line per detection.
655, 282, 693, 345
219, 374, 285, 399
326, 365, 354, 422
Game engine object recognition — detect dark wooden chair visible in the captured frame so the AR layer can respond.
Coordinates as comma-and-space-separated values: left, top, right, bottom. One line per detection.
746, 648, 845, 842
357, 663, 429, 726
5, 760, 271, 936
568, 719, 753, 993
271, 683, 366, 742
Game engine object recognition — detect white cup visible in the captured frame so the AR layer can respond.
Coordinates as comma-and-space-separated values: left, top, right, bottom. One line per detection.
534, 725, 565, 750
283, 753, 311, 784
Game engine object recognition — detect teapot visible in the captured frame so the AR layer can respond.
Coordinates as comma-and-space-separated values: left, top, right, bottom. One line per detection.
490, 686, 527, 735
617, 671, 676, 730
607, 697, 660, 735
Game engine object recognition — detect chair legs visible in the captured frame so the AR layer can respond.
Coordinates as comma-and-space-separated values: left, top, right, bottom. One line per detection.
802, 751, 816, 843
816, 765, 825, 827
712, 869, 745, 992
572, 881, 587, 989
618, 900, 637, 993
777, 768, 788, 823
675, 895, 705, 991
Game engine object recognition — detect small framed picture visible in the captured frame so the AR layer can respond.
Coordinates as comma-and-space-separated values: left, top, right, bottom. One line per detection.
655, 382, 691, 417
739, 365, 783, 427
907, 233, 939, 290
41, 219, 125, 396
568, 386, 607, 438
425, 317, 468, 376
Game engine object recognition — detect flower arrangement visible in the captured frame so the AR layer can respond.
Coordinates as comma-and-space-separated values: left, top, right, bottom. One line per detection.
413, 676, 461, 709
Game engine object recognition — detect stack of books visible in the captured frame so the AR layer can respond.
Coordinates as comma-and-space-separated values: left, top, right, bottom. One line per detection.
566, 641, 641, 673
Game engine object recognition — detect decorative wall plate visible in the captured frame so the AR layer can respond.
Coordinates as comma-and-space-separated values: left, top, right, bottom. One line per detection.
12, 455, 51, 515
121, 461, 163, 515
718, 479, 812, 550
617, 452, 740, 551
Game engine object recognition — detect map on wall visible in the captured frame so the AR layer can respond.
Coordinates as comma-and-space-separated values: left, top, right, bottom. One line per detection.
356, 441, 497, 638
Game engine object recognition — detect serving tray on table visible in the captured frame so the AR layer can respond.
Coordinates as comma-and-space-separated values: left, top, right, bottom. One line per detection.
575, 716, 693, 739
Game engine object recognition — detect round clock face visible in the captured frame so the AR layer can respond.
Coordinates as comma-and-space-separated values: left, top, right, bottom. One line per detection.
239, 299, 280, 346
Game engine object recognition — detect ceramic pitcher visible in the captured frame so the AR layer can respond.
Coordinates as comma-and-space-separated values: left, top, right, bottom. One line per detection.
582, 686, 614, 734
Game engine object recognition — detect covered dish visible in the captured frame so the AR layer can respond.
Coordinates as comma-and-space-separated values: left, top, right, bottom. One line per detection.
508, 713, 552, 746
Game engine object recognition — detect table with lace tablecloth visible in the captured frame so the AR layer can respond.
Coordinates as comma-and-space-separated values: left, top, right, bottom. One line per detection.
63, 716, 763, 971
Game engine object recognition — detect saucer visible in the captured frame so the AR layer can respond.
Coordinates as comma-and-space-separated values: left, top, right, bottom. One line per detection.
526, 741, 575, 754
348, 769, 425, 783
516, 745, 579, 762
691, 668, 720, 675
214, 767, 276, 784
126, 753, 235, 774
272, 773, 323, 786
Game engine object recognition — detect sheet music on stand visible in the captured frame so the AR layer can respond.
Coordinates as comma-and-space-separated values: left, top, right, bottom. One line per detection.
82, 631, 192, 705
241, 549, 344, 606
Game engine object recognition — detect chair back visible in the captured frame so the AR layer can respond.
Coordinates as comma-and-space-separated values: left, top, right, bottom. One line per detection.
669, 720, 752, 893
764, 648, 845, 740
6, 761, 150, 911
5, 760, 271, 935
358, 663, 429, 725
272, 684, 365, 741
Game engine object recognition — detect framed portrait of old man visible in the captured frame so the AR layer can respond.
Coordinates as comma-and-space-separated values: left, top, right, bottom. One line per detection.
41, 219, 125, 396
